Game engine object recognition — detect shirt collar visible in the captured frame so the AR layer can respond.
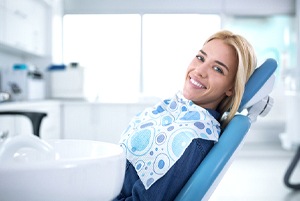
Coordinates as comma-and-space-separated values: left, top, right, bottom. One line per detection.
206, 108, 220, 119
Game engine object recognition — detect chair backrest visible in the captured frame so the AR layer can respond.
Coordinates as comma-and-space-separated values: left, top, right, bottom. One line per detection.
175, 58, 278, 201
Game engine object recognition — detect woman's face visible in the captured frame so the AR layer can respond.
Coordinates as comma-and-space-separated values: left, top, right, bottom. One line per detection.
183, 39, 238, 110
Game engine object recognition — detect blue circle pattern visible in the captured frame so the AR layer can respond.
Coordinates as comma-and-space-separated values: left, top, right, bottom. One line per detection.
156, 133, 166, 144
120, 92, 221, 189
171, 130, 195, 158
128, 128, 154, 156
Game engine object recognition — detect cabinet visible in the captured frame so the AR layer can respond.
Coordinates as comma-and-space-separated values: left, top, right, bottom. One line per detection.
0, 101, 152, 144
62, 103, 149, 144
0, 0, 47, 56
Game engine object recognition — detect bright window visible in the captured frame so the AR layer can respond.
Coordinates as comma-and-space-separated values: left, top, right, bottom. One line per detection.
63, 14, 141, 102
63, 14, 221, 102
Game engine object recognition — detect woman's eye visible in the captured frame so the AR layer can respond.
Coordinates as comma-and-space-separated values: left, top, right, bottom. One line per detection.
196, 55, 204, 62
213, 66, 224, 75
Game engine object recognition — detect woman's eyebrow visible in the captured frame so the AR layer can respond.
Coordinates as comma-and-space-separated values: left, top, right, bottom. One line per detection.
215, 61, 229, 72
200, 50, 229, 72
199, 50, 207, 56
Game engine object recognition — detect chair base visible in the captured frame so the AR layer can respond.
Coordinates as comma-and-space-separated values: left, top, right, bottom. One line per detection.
284, 145, 300, 190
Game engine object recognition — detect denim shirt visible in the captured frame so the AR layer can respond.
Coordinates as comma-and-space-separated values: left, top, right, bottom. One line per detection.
113, 109, 219, 201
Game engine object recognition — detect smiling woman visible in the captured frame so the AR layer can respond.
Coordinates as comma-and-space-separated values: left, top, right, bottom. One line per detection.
62, 14, 221, 102
113, 30, 257, 201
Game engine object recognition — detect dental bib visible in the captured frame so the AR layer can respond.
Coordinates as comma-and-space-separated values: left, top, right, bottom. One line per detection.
119, 92, 221, 189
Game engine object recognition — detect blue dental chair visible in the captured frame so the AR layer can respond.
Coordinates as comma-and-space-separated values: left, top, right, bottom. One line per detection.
175, 58, 277, 201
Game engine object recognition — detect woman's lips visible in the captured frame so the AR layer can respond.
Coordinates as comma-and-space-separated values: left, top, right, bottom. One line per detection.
190, 77, 207, 89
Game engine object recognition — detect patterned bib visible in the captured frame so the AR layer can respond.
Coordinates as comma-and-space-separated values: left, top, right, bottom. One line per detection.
119, 92, 221, 189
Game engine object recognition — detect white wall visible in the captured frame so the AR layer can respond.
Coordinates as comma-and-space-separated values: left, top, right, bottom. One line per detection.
63, 0, 295, 15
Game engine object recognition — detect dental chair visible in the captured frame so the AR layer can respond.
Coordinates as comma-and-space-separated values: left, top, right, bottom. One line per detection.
175, 58, 277, 201
284, 146, 300, 190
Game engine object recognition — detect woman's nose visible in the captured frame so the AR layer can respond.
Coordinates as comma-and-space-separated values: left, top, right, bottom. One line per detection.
195, 64, 208, 78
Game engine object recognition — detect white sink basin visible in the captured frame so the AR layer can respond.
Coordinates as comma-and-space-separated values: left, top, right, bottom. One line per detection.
0, 135, 126, 201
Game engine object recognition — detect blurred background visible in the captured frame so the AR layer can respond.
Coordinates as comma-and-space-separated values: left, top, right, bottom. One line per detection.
0, 0, 299, 200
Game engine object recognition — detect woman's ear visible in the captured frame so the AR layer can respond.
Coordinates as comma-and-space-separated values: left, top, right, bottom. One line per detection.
225, 88, 234, 97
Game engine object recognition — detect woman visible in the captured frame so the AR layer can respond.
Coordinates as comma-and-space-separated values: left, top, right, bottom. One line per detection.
114, 30, 257, 201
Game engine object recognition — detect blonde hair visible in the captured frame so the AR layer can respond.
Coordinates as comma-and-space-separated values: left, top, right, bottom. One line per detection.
204, 30, 257, 127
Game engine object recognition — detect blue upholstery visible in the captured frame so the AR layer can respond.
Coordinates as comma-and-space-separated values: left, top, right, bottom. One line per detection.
175, 58, 278, 201
239, 58, 277, 111
175, 115, 251, 201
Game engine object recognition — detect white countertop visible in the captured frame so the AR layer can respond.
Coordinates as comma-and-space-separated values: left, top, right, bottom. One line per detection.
0, 98, 156, 109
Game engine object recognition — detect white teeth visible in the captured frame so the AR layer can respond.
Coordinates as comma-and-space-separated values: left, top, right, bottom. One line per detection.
190, 78, 206, 89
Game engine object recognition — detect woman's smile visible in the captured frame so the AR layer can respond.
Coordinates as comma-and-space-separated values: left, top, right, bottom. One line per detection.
189, 77, 207, 89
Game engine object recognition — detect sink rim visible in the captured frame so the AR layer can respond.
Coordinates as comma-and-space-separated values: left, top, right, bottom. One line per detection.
0, 139, 124, 170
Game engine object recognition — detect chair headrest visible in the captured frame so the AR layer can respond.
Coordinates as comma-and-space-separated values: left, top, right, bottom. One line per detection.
238, 58, 277, 112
